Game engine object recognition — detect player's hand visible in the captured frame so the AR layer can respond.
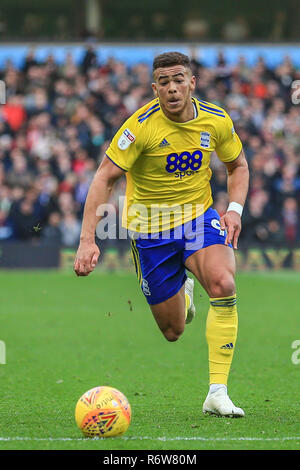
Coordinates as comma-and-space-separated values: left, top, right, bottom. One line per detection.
220, 211, 241, 250
74, 240, 100, 276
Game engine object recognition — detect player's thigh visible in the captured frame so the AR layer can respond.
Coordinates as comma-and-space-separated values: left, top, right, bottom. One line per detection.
131, 237, 187, 339
185, 244, 236, 298
150, 284, 186, 341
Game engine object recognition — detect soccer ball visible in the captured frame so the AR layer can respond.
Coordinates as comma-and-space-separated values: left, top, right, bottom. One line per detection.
75, 386, 131, 438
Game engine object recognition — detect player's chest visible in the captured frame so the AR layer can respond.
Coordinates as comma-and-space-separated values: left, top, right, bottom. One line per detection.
146, 126, 216, 156
139, 126, 216, 176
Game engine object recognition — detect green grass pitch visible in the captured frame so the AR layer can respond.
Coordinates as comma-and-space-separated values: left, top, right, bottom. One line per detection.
0, 269, 299, 450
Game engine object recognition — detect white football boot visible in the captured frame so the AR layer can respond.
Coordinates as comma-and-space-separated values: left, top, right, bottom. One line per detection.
185, 277, 196, 324
203, 387, 245, 417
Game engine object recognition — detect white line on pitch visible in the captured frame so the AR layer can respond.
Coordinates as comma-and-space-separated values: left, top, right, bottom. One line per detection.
0, 436, 299, 442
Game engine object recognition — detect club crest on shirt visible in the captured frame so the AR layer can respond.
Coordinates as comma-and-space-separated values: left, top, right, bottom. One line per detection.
118, 128, 136, 150
200, 131, 210, 148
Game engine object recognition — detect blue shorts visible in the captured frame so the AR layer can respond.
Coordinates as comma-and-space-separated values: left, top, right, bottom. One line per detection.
130, 207, 232, 305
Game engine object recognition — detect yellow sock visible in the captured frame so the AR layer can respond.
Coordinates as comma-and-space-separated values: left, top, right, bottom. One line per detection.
184, 292, 191, 319
206, 294, 238, 385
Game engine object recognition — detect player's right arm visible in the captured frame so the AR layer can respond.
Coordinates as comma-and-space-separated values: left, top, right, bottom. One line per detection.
74, 110, 144, 276
74, 156, 125, 277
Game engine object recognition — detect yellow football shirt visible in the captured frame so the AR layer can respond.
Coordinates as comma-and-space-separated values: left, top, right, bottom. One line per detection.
105, 97, 242, 233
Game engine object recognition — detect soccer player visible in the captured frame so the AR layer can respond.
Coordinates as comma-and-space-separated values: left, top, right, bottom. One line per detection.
74, 52, 249, 417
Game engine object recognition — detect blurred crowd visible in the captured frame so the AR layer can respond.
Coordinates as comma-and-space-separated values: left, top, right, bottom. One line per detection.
0, 47, 300, 248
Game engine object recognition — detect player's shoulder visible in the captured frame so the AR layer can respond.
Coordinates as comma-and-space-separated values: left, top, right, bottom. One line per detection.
195, 98, 230, 121
115, 99, 160, 148
130, 98, 161, 125
195, 98, 234, 138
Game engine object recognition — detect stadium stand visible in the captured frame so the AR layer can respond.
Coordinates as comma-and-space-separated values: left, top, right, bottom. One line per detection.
0, 46, 299, 249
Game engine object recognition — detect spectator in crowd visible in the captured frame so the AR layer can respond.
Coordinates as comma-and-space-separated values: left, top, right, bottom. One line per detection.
42, 211, 62, 245
59, 211, 81, 247
81, 45, 97, 74
0, 209, 13, 241
9, 197, 40, 240
222, 15, 250, 42
282, 197, 299, 245
270, 11, 287, 41
265, 219, 285, 247
182, 12, 210, 40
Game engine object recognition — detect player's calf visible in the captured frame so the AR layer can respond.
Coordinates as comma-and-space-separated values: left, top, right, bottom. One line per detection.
151, 305, 185, 342
150, 286, 186, 342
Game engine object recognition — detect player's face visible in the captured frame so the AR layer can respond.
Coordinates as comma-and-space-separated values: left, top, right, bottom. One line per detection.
152, 65, 195, 119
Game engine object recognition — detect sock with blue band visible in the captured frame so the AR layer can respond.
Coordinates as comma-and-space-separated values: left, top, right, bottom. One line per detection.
206, 294, 238, 386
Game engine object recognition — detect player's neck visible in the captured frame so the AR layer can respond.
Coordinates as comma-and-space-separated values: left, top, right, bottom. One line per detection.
162, 99, 195, 123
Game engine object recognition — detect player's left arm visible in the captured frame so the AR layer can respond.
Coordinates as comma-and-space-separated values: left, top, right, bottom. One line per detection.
221, 148, 249, 249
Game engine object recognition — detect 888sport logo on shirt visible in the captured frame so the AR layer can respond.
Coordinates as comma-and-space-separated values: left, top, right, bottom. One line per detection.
165, 150, 203, 179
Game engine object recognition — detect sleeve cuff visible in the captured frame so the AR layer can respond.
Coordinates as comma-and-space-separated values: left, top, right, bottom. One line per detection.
105, 153, 128, 172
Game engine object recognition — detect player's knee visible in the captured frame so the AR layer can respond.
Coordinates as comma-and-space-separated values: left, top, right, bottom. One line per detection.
209, 275, 235, 299
162, 326, 184, 342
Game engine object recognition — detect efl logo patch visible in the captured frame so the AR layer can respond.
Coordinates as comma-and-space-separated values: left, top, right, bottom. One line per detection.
200, 131, 210, 148
118, 128, 136, 150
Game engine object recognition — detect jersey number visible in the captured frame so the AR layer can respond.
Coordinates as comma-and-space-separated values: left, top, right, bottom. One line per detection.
165, 150, 203, 173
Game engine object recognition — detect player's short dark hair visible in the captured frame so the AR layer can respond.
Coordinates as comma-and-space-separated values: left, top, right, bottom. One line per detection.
153, 52, 191, 73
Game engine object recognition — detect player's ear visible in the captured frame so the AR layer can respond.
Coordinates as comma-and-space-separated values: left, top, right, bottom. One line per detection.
190, 75, 196, 92
152, 82, 158, 97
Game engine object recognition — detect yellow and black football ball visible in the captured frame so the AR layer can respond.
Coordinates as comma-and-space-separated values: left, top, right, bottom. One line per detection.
75, 386, 131, 438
